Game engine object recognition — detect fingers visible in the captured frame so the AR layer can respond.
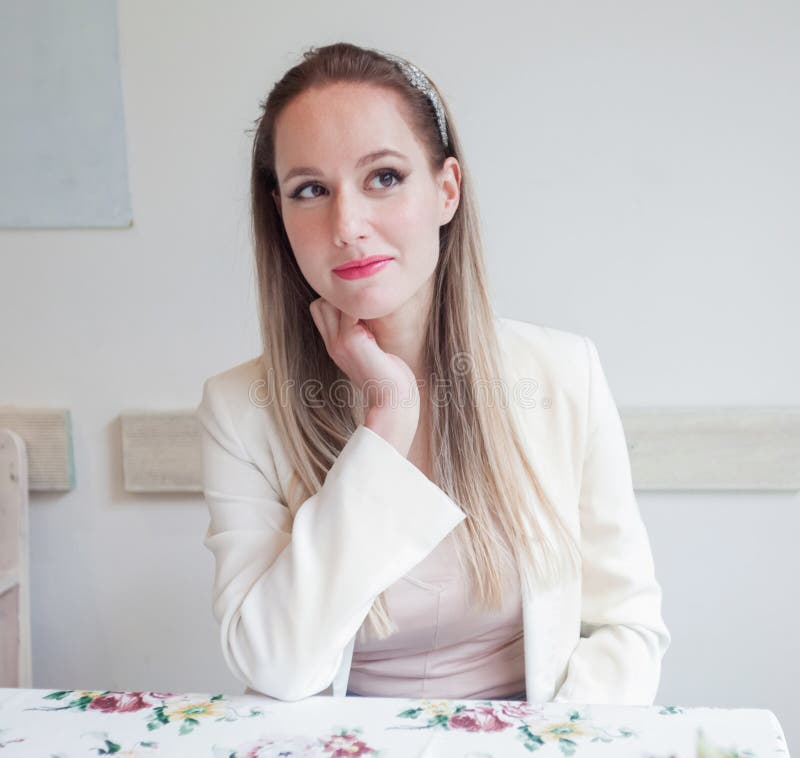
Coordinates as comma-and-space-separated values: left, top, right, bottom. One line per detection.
311, 297, 367, 347
338, 310, 367, 343
308, 298, 326, 347
358, 319, 377, 342
309, 298, 381, 379
309, 297, 338, 348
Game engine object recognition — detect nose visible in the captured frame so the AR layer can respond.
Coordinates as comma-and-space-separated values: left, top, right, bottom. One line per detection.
331, 184, 369, 247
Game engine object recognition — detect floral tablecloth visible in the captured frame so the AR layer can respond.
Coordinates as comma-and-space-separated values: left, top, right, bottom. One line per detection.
0, 687, 790, 757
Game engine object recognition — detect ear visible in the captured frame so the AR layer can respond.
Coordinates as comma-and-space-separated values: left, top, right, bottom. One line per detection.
438, 157, 461, 226
272, 190, 282, 217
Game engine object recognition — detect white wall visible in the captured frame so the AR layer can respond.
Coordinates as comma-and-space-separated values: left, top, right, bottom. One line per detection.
1, 0, 796, 750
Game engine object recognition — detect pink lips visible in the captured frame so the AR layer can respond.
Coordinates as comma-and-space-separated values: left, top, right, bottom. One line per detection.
333, 256, 393, 280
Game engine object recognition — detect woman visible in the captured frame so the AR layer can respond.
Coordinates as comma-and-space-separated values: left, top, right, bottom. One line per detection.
196, 42, 670, 704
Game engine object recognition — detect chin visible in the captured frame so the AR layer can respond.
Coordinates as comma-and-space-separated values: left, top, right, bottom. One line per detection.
346, 302, 399, 321
328, 287, 404, 321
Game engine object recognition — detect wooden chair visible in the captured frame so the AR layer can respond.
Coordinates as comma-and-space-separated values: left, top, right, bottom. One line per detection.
0, 428, 32, 687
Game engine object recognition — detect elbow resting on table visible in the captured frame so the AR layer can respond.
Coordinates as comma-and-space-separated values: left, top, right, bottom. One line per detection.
221, 614, 341, 702
562, 621, 670, 706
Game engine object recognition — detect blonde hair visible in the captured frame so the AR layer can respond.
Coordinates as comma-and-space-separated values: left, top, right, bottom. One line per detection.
249, 42, 580, 641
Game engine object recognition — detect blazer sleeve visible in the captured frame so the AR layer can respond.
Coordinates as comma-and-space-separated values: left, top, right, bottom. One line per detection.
196, 373, 467, 702
553, 336, 671, 705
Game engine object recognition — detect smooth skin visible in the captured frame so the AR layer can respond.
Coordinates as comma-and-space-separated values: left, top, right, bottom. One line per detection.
272, 82, 460, 457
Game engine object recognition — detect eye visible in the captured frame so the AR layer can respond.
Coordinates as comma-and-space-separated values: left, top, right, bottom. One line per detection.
289, 182, 326, 201
367, 168, 405, 190
288, 168, 406, 201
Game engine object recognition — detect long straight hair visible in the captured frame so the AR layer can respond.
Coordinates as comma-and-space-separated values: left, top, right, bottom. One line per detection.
249, 42, 580, 641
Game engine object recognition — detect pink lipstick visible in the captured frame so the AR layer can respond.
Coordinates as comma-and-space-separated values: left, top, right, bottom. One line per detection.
333, 256, 393, 280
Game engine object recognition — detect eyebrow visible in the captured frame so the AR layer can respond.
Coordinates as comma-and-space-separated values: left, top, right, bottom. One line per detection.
281, 149, 409, 184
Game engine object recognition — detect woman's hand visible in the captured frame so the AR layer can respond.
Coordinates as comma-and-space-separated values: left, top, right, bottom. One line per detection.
309, 297, 420, 454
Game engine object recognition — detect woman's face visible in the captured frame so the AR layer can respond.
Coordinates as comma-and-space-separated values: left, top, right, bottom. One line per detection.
272, 82, 460, 320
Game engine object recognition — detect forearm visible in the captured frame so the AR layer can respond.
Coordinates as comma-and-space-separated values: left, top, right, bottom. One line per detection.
204, 424, 466, 700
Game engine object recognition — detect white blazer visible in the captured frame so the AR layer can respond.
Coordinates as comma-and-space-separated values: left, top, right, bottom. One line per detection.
196, 316, 670, 704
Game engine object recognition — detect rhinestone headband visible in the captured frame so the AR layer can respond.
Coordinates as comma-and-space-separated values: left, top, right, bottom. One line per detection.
382, 52, 449, 149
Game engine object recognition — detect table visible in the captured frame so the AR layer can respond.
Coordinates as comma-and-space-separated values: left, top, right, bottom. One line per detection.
0, 686, 790, 756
